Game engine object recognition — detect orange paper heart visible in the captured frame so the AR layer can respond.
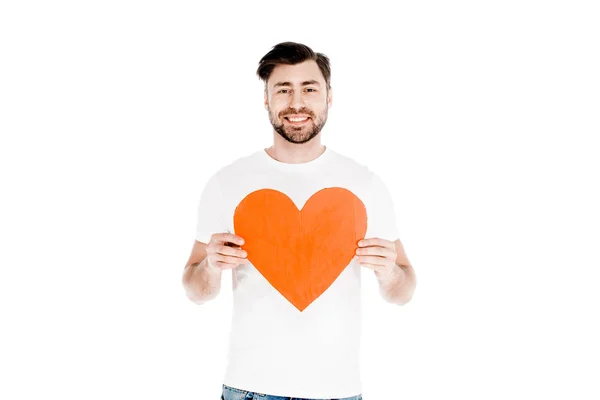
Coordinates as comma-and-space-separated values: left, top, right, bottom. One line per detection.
233, 187, 367, 311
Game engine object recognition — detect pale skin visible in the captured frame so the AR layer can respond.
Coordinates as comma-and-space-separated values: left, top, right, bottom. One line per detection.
182, 60, 416, 305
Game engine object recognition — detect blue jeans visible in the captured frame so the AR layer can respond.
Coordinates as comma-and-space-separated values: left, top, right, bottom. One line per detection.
220, 384, 363, 400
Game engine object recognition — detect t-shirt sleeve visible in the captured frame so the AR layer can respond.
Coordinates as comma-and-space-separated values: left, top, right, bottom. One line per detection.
195, 173, 226, 244
367, 172, 401, 242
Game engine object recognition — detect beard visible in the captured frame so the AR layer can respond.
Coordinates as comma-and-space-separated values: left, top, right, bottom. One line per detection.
268, 106, 328, 144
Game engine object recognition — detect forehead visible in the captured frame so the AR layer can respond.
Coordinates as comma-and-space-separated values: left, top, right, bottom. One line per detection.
268, 60, 325, 88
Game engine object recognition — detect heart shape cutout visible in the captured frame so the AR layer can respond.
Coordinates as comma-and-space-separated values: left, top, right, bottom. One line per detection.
233, 187, 367, 311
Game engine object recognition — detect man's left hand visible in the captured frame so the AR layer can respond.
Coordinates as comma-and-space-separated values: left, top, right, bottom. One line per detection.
355, 237, 398, 276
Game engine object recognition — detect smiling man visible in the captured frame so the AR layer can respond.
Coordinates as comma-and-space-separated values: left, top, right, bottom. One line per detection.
182, 42, 417, 400
267, 73, 328, 144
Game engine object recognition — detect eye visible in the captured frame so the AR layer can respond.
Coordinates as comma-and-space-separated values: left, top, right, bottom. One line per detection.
305, 88, 317, 92
278, 89, 289, 94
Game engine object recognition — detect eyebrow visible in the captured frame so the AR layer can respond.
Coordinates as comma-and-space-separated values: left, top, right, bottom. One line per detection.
273, 80, 321, 88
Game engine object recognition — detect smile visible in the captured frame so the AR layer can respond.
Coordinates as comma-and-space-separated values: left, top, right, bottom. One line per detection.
284, 116, 310, 125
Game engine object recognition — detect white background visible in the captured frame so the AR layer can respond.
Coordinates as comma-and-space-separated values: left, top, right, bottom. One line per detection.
1, 1, 599, 399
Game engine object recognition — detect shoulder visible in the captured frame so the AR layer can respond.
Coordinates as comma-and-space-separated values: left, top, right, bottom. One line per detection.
327, 148, 381, 183
208, 149, 263, 182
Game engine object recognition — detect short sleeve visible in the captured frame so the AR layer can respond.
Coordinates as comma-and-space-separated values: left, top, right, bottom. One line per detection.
366, 172, 401, 242
195, 173, 226, 244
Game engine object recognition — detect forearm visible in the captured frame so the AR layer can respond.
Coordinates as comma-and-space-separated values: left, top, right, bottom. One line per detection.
375, 263, 416, 305
182, 257, 223, 304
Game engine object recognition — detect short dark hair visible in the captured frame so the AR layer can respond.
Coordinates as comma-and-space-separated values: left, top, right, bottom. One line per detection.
257, 42, 331, 92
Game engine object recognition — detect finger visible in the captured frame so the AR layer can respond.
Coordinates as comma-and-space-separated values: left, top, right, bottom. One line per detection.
214, 254, 247, 266
212, 232, 245, 246
356, 246, 395, 258
358, 238, 393, 249
216, 244, 248, 259
213, 261, 239, 269
358, 262, 380, 270
357, 255, 388, 266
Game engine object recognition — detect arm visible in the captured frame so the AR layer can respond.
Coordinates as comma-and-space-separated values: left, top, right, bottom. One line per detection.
182, 240, 223, 304
375, 239, 417, 305
182, 234, 247, 304
185, 172, 226, 305
363, 173, 416, 304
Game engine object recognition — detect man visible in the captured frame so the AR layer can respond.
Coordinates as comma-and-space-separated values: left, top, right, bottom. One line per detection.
182, 42, 416, 400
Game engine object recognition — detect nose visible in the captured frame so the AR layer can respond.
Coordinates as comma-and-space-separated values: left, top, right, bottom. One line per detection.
289, 89, 304, 110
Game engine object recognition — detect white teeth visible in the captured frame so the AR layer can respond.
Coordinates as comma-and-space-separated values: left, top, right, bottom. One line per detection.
288, 117, 308, 122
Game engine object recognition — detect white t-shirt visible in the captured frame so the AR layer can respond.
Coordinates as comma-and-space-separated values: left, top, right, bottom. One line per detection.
195, 146, 400, 399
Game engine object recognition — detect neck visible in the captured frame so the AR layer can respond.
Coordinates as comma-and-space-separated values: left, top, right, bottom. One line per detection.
266, 135, 325, 164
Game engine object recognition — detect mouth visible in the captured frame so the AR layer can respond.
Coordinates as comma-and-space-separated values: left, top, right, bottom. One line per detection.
284, 115, 311, 126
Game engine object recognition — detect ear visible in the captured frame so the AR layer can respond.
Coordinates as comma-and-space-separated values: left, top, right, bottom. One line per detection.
327, 87, 333, 108
264, 90, 269, 110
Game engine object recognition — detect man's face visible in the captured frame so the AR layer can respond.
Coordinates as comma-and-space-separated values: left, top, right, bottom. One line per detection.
265, 60, 332, 144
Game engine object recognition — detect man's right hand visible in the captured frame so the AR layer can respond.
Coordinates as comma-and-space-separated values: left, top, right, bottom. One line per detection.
206, 233, 247, 270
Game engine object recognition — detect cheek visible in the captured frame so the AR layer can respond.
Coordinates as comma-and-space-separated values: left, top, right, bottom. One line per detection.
312, 98, 328, 110
274, 110, 286, 120
269, 101, 287, 114
267, 104, 282, 116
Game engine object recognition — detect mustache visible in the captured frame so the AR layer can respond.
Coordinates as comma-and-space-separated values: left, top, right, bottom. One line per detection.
280, 109, 313, 118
